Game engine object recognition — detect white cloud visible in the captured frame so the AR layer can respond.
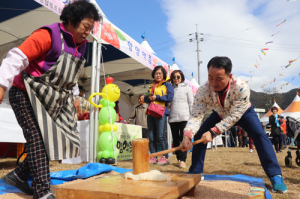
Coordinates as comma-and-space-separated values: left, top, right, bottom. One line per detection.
160, 0, 300, 93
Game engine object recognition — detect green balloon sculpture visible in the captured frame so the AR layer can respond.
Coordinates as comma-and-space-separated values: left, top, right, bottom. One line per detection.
89, 76, 121, 164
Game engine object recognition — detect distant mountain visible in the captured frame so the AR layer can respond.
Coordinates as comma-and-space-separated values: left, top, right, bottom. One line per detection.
250, 88, 300, 110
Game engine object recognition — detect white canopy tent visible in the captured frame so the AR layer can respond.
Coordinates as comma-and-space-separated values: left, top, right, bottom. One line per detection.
141, 39, 156, 55
260, 102, 284, 123
171, 62, 180, 71
281, 94, 300, 119
190, 77, 200, 88
0, 0, 199, 163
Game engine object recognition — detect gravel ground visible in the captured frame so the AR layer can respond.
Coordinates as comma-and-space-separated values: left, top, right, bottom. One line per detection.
1, 147, 299, 199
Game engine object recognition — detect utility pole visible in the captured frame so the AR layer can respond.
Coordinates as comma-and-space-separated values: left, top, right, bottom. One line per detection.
196, 24, 200, 86
190, 24, 203, 86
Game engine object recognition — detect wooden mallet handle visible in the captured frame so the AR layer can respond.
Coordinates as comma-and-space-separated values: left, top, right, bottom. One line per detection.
149, 138, 205, 158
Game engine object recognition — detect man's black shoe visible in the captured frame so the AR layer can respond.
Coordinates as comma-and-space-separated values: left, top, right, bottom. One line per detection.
3, 171, 34, 195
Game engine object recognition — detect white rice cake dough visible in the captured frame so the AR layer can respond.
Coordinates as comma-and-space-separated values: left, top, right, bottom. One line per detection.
124, 170, 167, 181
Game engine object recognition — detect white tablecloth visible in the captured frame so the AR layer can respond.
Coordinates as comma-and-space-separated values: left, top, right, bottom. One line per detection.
0, 106, 26, 143
0, 105, 89, 162
62, 120, 89, 164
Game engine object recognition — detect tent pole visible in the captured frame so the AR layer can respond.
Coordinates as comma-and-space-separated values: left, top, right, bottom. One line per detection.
167, 118, 173, 158
89, 39, 97, 163
93, 42, 101, 163
167, 65, 172, 158
93, 17, 103, 163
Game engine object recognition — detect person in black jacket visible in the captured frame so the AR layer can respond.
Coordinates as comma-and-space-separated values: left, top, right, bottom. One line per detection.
269, 107, 283, 153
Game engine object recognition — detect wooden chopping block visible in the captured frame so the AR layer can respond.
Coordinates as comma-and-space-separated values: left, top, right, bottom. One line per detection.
55, 172, 202, 199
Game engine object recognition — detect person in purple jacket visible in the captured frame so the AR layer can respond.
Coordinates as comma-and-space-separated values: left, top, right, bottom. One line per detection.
0, 1, 99, 198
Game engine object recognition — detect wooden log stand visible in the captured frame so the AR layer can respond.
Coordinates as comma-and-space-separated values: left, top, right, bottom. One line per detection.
56, 138, 204, 199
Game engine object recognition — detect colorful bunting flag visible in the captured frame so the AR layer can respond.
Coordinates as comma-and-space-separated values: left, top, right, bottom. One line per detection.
291, 77, 296, 82
256, 60, 259, 66
281, 64, 291, 70
261, 48, 269, 50
271, 31, 280, 36
261, 50, 266, 55
276, 19, 286, 27
273, 78, 276, 83
254, 64, 258, 68
279, 74, 285, 76
289, 60, 296, 64
265, 41, 273, 45
281, 59, 296, 69
258, 55, 262, 61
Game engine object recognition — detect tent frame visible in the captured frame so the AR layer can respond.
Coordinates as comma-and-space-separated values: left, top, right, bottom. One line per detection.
89, 17, 103, 163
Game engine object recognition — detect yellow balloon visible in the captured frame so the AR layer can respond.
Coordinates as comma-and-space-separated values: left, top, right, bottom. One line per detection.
102, 83, 120, 102
99, 125, 104, 132
104, 123, 111, 131
113, 125, 117, 132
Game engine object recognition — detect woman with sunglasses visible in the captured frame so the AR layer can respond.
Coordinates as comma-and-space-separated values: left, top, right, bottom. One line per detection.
169, 70, 193, 168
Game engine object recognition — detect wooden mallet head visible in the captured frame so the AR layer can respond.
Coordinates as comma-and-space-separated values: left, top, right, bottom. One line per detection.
132, 138, 149, 175
132, 137, 205, 175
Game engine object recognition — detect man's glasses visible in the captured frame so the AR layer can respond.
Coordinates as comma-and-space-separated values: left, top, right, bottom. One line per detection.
173, 76, 181, 79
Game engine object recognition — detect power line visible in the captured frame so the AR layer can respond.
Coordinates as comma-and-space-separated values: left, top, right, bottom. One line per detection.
206, 34, 300, 47
173, 51, 195, 57
204, 39, 300, 52
233, 67, 299, 74
154, 41, 191, 52
218, 11, 300, 37
147, 24, 196, 42
151, 35, 190, 47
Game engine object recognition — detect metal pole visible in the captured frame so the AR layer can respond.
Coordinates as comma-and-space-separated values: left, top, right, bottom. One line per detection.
196, 24, 200, 86
89, 39, 97, 163
93, 42, 102, 163
93, 17, 103, 163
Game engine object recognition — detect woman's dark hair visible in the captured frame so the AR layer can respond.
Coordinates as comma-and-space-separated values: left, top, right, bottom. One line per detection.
271, 107, 278, 112
207, 56, 232, 75
151, 66, 167, 80
171, 70, 185, 83
60, 0, 100, 27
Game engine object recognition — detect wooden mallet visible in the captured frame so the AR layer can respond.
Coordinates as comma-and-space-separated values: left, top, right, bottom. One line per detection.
132, 138, 205, 174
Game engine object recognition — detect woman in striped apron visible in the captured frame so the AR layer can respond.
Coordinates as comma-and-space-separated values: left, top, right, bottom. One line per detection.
0, 2, 100, 199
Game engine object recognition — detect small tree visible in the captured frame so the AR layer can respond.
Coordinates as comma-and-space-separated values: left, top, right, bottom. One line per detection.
260, 87, 283, 110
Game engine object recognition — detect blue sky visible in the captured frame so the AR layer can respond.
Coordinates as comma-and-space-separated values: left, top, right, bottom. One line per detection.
96, 0, 300, 93
96, 0, 175, 67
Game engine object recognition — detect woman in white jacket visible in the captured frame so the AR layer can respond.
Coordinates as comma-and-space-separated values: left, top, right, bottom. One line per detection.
169, 70, 194, 168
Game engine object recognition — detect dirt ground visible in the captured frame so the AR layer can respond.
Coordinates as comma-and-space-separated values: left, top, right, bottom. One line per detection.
0, 146, 299, 199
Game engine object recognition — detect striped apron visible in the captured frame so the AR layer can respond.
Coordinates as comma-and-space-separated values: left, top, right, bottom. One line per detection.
22, 32, 85, 160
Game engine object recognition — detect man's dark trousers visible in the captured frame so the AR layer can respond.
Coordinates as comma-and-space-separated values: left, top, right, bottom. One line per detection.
189, 105, 282, 178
